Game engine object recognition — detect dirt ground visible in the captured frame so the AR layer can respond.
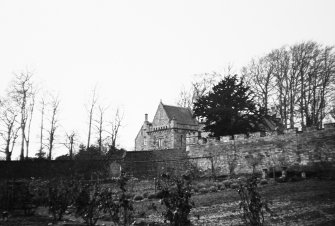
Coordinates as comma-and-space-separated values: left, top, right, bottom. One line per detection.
188, 179, 335, 225
1, 179, 334, 226
140, 179, 335, 226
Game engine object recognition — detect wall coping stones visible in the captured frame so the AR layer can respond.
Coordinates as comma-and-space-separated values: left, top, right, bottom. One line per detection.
185, 124, 335, 146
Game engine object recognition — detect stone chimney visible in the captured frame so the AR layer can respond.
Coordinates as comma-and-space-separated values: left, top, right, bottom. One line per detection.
145, 113, 148, 122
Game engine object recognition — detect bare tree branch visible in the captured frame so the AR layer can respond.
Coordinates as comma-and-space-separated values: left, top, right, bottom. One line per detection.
86, 86, 98, 149
46, 94, 60, 160
9, 71, 35, 160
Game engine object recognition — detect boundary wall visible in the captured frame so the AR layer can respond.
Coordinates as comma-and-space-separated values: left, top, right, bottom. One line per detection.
186, 123, 335, 175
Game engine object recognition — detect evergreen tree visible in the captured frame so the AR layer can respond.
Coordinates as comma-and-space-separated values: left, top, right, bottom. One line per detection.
193, 75, 264, 137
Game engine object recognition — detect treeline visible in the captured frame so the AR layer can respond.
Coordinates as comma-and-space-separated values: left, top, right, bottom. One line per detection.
178, 41, 335, 129
242, 41, 335, 129
0, 73, 124, 161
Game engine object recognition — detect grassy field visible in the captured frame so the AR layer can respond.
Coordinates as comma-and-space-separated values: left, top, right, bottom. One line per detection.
1, 179, 335, 225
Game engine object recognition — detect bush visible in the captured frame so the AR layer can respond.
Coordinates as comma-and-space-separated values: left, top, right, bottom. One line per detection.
143, 192, 149, 198
134, 195, 144, 201
48, 178, 79, 221
147, 194, 157, 200
259, 179, 268, 185
29, 179, 49, 207
125, 193, 135, 199
199, 188, 208, 194
214, 182, 225, 190
238, 175, 273, 226
117, 173, 134, 225
75, 183, 102, 226
196, 182, 206, 189
75, 173, 133, 226
155, 190, 164, 199
223, 180, 233, 188
209, 186, 217, 192
1, 180, 34, 215
238, 176, 248, 183
230, 183, 239, 189
219, 182, 226, 190
192, 187, 199, 193
158, 172, 194, 226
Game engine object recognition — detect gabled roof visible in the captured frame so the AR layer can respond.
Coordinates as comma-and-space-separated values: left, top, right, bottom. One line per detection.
162, 104, 198, 125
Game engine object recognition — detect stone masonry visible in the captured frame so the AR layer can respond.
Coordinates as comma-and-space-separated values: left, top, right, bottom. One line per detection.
135, 102, 199, 151
186, 123, 335, 175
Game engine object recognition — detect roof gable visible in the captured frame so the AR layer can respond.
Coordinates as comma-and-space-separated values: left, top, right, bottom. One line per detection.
150, 102, 198, 127
162, 104, 198, 125
152, 103, 170, 127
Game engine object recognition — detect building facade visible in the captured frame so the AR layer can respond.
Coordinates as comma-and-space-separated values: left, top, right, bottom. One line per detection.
135, 102, 199, 151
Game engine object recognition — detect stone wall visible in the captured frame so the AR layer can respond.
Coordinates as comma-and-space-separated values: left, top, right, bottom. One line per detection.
186, 123, 335, 175
123, 149, 191, 178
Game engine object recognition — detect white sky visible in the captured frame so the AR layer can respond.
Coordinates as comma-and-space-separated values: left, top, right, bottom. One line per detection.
0, 0, 335, 158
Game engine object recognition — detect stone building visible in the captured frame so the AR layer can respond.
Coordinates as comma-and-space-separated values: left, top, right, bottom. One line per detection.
135, 101, 199, 151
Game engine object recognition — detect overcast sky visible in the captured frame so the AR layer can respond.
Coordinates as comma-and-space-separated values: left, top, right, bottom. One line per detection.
1, 0, 335, 158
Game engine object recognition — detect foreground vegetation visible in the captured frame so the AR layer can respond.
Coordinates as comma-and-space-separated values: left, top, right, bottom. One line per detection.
0, 177, 335, 226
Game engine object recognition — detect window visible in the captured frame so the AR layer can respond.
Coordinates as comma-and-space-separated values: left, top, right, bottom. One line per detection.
181, 135, 183, 146
158, 138, 163, 147
144, 137, 147, 146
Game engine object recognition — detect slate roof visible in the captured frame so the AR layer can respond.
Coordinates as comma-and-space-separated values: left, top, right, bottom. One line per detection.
162, 104, 198, 125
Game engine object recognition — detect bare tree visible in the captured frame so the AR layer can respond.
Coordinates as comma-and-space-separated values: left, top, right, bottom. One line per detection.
9, 72, 35, 160
36, 98, 46, 158
106, 108, 124, 150
242, 54, 276, 115
63, 131, 77, 159
176, 86, 194, 109
176, 72, 222, 110
241, 42, 335, 130
287, 42, 335, 128
94, 105, 108, 153
309, 45, 335, 127
24, 91, 36, 158
0, 98, 20, 161
271, 47, 291, 128
46, 94, 60, 160
86, 87, 98, 149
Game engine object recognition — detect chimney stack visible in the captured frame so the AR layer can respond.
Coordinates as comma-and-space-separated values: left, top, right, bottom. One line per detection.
145, 113, 148, 122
